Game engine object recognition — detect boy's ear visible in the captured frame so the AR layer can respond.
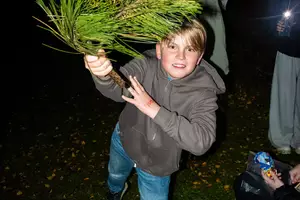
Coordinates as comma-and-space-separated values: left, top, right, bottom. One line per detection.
156, 43, 162, 60
196, 52, 204, 65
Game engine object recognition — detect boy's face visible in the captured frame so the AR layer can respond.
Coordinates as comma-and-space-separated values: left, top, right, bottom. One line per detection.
156, 34, 203, 79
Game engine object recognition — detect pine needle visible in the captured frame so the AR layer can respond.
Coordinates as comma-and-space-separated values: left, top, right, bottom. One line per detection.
34, 0, 203, 57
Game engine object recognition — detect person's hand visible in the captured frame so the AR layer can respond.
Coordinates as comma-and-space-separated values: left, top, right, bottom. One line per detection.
261, 169, 284, 190
122, 75, 160, 119
277, 19, 285, 33
84, 49, 113, 78
290, 164, 300, 184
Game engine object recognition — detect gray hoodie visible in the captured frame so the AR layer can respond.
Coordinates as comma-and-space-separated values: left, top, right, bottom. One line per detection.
92, 49, 226, 176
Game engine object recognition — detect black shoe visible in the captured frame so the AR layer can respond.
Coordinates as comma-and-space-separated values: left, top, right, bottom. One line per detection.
107, 182, 128, 200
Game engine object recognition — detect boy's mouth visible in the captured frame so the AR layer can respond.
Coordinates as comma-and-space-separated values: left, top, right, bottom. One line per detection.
172, 63, 186, 68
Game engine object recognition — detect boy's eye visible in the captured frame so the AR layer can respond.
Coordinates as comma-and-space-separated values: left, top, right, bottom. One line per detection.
187, 47, 196, 52
168, 44, 176, 49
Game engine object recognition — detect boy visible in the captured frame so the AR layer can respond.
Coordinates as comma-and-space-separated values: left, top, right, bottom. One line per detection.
84, 19, 225, 200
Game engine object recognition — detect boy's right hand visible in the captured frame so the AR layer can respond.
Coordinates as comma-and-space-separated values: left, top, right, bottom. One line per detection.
84, 49, 113, 78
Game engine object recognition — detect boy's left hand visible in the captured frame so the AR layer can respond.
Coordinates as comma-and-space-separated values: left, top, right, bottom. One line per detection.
122, 75, 160, 119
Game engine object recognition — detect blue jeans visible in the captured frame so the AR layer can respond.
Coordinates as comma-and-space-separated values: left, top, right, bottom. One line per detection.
107, 123, 170, 200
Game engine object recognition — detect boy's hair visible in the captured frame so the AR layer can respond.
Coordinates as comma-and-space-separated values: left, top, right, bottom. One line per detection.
162, 18, 207, 52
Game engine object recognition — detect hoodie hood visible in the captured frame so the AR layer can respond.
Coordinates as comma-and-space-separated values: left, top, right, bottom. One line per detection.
191, 59, 226, 94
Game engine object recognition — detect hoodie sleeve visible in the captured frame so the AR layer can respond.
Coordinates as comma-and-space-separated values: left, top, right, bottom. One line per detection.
274, 184, 300, 200
153, 90, 218, 155
91, 55, 148, 102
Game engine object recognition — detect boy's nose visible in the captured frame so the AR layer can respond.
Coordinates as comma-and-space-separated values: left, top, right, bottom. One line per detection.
176, 50, 186, 60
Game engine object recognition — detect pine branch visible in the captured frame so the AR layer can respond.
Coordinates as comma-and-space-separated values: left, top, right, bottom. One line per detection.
33, 0, 203, 89
34, 0, 202, 57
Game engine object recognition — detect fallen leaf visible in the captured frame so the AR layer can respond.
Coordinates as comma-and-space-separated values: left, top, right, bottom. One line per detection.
45, 184, 50, 188
201, 179, 208, 184
224, 185, 230, 191
16, 191, 22, 196
215, 165, 220, 169
47, 173, 56, 180
84, 178, 89, 181
216, 178, 221, 183
192, 181, 201, 185
201, 162, 207, 167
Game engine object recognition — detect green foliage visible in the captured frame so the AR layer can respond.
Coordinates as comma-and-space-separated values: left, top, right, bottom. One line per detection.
34, 0, 203, 57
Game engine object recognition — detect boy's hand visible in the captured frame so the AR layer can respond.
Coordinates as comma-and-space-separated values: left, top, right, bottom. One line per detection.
277, 19, 285, 32
290, 164, 300, 184
122, 76, 160, 119
84, 49, 113, 78
261, 169, 284, 190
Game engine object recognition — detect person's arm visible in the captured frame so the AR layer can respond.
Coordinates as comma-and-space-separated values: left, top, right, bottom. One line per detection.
90, 54, 148, 102
153, 90, 218, 155
273, 184, 300, 200
262, 168, 300, 200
